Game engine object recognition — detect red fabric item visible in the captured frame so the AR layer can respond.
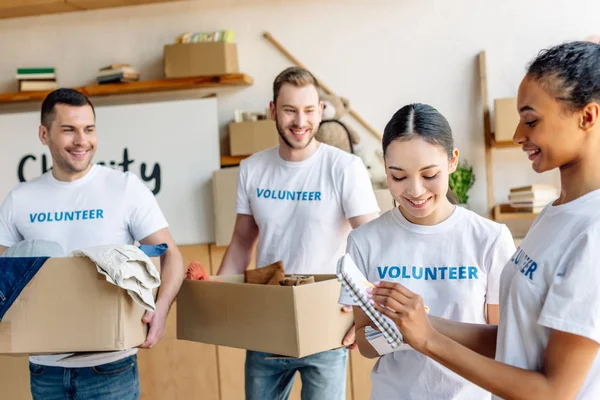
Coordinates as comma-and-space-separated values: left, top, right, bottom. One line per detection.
186, 261, 210, 281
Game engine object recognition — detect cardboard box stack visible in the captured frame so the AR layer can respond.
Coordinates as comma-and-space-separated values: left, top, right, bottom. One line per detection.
16, 67, 57, 92
508, 184, 558, 213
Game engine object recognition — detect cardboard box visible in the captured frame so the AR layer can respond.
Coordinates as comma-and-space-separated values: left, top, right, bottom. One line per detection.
213, 167, 239, 246
176, 275, 354, 358
164, 42, 239, 78
0, 256, 159, 354
229, 120, 279, 156
494, 97, 520, 142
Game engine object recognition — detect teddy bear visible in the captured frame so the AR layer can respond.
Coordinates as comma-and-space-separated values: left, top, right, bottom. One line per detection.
315, 94, 361, 153
354, 146, 388, 190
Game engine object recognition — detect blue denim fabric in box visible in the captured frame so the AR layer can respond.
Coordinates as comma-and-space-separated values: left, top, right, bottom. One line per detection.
0, 240, 65, 321
138, 243, 168, 257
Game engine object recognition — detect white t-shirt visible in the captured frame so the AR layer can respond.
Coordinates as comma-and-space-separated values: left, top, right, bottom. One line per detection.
495, 189, 600, 400
339, 206, 515, 400
236, 143, 380, 275
0, 164, 168, 368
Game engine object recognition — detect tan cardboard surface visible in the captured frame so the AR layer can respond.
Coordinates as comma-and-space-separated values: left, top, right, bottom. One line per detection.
164, 42, 239, 78
494, 97, 520, 142
0, 256, 159, 354
177, 274, 353, 358
229, 120, 278, 156
213, 167, 239, 246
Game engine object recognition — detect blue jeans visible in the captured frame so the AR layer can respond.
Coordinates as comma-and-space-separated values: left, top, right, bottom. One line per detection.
245, 348, 348, 400
29, 355, 139, 400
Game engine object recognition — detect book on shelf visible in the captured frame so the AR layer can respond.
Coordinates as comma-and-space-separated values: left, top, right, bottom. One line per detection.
507, 184, 558, 214
176, 29, 235, 44
19, 80, 57, 92
96, 64, 139, 84
16, 67, 57, 92
16, 67, 56, 81
510, 184, 557, 194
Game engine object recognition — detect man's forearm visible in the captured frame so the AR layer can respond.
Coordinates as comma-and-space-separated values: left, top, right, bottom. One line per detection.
155, 248, 184, 311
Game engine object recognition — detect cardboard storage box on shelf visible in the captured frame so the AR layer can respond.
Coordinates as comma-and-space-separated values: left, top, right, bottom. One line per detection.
213, 166, 239, 246
164, 42, 239, 78
494, 97, 520, 142
229, 120, 279, 156
0, 256, 159, 355
177, 274, 354, 358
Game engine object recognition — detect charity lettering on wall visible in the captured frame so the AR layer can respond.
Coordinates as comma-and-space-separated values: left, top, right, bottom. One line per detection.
17, 148, 162, 195
0, 98, 220, 245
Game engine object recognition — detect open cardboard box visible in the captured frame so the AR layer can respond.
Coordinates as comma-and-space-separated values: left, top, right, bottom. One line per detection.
0, 256, 160, 355
176, 274, 353, 358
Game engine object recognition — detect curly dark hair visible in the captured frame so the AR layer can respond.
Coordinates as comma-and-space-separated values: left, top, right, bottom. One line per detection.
527, 41, 600, 111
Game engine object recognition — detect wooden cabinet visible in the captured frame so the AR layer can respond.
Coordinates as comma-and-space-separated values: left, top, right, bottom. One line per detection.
137, 244, 220, 400
0, 0, 185, 19
349, 351, 377, 400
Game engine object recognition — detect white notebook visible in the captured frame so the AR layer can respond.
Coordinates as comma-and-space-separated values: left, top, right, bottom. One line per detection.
336, 253, 405, 352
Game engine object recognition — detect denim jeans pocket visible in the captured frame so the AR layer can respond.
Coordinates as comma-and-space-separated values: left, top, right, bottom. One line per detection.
92, 356, 136, 376
29, 363, 44, 376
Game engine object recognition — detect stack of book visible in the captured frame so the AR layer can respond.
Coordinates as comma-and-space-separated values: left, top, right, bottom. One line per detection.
96, 64, 140, 84
508, 184, 559, 213
16, 67, 57, 92
175, 29, 235, 44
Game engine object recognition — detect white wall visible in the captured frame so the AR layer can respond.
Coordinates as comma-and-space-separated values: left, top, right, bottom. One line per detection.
0, 0, 598, 216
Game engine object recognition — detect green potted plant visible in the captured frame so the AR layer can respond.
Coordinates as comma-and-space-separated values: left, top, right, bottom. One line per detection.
449, 161, 476, 207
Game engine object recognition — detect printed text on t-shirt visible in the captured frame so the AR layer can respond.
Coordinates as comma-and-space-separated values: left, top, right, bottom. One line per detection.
377, 265, 479, 280
29, 209, 104, 223
256, 188, 322, 201
510, 248, 538, 280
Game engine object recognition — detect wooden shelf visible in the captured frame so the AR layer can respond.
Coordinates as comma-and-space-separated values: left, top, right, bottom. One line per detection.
0, 0, 185, 19
491, 139, 519, 149
492, 204, 539, 221
0, 74, 253, 104
220, 155, 248, 167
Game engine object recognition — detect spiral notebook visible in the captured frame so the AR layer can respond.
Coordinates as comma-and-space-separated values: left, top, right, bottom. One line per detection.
336, 253, 404, 352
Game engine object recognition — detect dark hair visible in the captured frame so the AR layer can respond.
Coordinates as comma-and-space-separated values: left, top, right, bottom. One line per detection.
41, 88, 95, 128
527, 41, 600, 111
273, 67, 321, 104
382, 103, 458, 205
